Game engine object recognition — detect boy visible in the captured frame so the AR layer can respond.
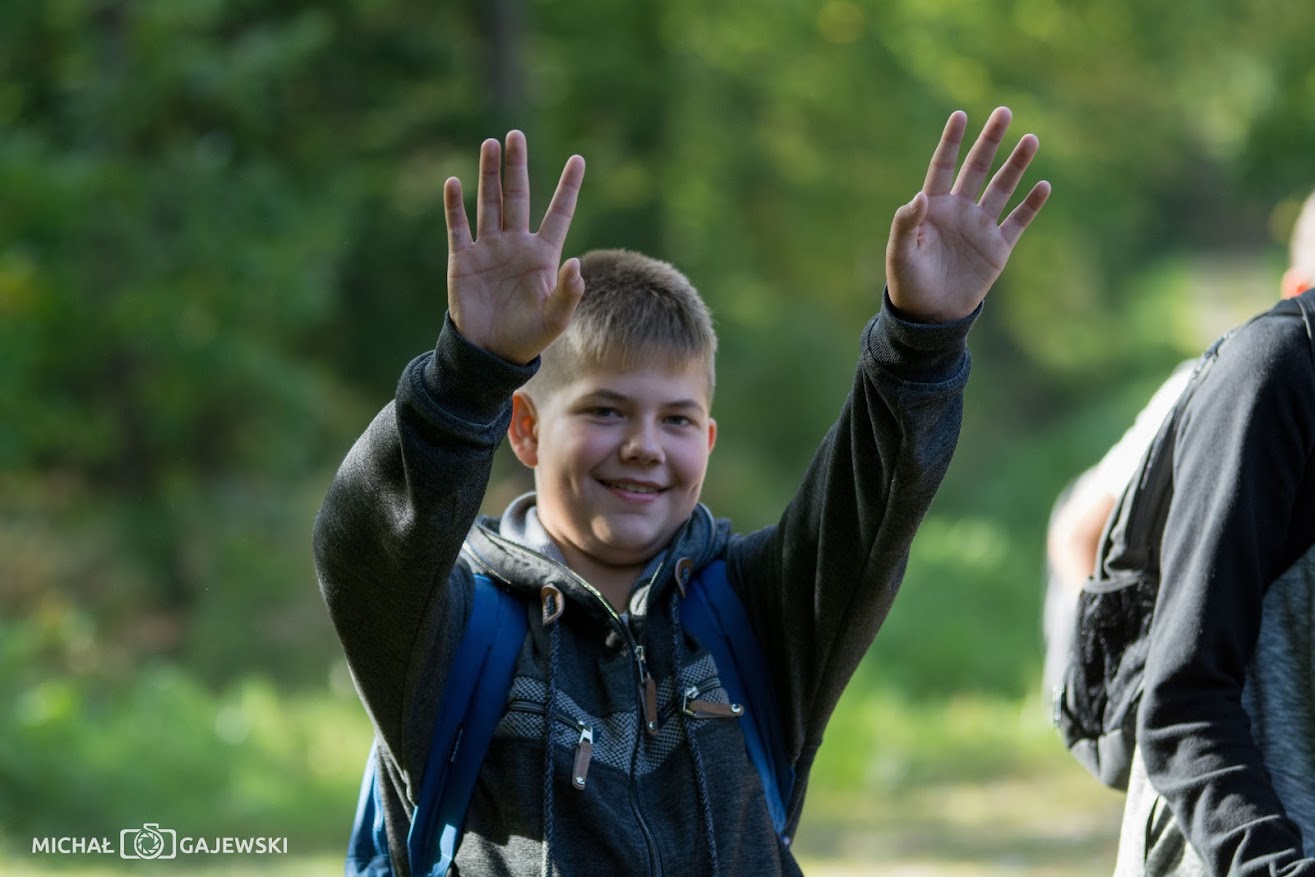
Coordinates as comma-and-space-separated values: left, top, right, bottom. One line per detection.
314, 108, 1049, 876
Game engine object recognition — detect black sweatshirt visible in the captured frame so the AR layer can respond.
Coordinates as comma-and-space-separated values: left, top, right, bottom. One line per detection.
1138, 291, 1315, 875
313, 296, 975, 877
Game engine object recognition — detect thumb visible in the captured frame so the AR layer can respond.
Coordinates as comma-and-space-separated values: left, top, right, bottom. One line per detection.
887, 191, 928, 257
547, 257, 585, 326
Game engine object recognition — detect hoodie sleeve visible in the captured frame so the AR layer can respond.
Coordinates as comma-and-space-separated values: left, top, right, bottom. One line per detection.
312, 315, 536, 772
1136, 307, 1315, 875
726, 291, 973, 777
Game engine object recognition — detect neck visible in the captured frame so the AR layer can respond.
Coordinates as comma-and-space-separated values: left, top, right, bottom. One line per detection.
556, 545, 642, 612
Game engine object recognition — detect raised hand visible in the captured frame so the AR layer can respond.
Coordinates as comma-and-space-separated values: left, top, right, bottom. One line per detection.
444, 131, 586, 365
885, 108, 1050, 323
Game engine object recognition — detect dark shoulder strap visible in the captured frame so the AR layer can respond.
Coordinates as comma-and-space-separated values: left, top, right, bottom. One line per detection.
408, 573, 527, 876
1103, 291, 1315, 578
679, 559, 794, 842
1291, 289, 1315, 360
1096, 339, 1227, 583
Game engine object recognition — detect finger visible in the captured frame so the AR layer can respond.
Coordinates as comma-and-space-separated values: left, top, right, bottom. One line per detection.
443, 177, 472, 252
979, 133, 1039, 220
951, 106, 1012, 201
999, 180, 1052, 249
922, 111, 968, 196
886, 191, 928, 260
475, 137, 502, 239
502, 130, 531, 232
537, 154, 586, 250
547, 257, 586, 326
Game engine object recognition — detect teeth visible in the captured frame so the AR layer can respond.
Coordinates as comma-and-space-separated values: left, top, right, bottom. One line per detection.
609, 481, 659, 494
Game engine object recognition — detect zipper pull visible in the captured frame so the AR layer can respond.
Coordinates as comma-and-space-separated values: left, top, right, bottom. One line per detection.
682, 685, 744, 720
572, 726, 594, 790
636, 646, 660, 737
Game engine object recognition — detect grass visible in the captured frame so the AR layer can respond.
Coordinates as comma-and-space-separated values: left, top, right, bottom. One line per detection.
790, 688, 1125, 874
3, 680, 1126, 876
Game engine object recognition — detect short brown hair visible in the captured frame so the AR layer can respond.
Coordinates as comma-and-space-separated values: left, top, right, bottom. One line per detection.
525, 249, 717, 398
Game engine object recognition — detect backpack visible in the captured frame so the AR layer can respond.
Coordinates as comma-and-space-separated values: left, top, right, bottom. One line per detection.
1054, 292, 1315, 791
346, 558, 792, 877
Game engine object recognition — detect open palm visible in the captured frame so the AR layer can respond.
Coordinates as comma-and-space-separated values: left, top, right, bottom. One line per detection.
444, 131, 586, 365
886, 108, 1050, 323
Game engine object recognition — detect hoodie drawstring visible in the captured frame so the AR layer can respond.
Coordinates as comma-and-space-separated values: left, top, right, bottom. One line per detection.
669, 590, 721, 877
540, 586, 564, 877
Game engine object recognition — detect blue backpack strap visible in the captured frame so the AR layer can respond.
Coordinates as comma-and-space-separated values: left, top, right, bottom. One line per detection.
345, 572, 527, 877
346, 738, 392, 877
679, 558, 794, 841
409, 572, 528, 876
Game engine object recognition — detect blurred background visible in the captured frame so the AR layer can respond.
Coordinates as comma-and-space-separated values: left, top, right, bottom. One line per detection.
4, 0, 1314, 873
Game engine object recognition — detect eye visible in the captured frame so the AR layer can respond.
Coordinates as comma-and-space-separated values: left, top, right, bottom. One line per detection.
586, 407, 622, 419
664, 414, 695, 427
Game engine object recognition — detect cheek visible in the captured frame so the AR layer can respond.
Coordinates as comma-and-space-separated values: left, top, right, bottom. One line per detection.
671, 439, 712, 486
554, 429, 613, 478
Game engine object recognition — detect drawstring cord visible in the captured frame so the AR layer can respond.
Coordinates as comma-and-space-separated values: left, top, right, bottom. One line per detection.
540, 588, 564, 877
670, 590, 721, 877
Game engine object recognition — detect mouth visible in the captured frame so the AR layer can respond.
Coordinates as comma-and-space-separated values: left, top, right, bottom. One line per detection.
598, 478, 667, 496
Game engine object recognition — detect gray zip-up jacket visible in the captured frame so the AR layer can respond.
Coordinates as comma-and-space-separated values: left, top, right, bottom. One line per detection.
313, 296, 975, 876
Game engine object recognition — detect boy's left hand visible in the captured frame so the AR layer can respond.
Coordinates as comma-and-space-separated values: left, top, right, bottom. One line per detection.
885, 107, 1050, 323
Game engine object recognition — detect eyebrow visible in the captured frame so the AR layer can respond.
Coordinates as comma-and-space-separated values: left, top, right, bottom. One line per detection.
579, 389, 706, 412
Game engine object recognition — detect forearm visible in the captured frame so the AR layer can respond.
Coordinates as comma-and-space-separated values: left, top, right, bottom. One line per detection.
313, 316, 536, 742
731, 292, 975, 751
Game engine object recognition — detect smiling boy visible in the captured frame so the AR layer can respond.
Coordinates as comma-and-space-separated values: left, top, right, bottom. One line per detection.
505, 249, 718, 610
314, 110, 1049, 876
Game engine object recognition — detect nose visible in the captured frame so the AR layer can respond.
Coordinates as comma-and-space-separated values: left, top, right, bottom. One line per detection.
620, 418, 663, 464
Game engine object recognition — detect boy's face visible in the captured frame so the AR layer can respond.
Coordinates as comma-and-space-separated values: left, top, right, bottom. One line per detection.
509, 357, 716, 580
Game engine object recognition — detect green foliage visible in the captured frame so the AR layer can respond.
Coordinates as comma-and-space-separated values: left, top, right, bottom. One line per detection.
0, 613, 371, 852
809, 687, 1068, 796
7, 0, 1315, 854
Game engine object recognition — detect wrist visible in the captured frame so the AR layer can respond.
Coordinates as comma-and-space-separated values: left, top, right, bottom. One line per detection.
417, 315, 540, 422
447, 316, 538, 367
886, 289, 978, 324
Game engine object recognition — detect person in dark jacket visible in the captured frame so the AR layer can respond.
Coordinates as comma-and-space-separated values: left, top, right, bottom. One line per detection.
1112, 189, 1315, 876
1045, 192, 1315, 705
313, 109, 1049, 876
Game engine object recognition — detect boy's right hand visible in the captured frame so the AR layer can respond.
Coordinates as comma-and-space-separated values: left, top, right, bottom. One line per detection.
444, 131, 586, 365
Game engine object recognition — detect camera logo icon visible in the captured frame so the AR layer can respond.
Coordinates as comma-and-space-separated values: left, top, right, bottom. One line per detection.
120, 824, 177, 860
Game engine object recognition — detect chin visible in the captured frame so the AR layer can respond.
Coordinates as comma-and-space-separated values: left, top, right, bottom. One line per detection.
594, 526, 673, 564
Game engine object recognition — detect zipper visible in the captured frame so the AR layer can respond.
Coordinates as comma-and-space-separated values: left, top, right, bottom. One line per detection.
636, 645, 659, 737
658, 680, 743, 722
505, 701, 595, 791
572, 727, 594, 791
480, 527, 668, 739
682, 683, 743, 719
476, 526, 667, 875
475, 528, 631, 634
629, 747, 663, 877
627, 563, 668, 876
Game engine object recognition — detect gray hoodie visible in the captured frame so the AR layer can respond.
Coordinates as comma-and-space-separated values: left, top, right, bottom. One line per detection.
313, 296, 974, 876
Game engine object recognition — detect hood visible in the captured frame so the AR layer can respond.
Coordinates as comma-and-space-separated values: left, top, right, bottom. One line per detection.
461, 492, 731, 627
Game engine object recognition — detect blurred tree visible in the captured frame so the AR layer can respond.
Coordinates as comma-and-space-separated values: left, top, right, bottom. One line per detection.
4, 0, 1315, 697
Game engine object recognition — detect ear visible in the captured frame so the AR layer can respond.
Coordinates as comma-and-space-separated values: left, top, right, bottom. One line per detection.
706, 417, 717, 454
508, 391, 541, 468
1281, 267, 1311, 299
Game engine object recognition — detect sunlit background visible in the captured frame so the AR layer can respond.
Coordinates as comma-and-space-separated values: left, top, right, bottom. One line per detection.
5, 0, 1315, 873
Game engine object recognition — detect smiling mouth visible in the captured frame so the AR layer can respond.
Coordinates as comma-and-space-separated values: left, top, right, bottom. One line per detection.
599, 479, 666, 495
